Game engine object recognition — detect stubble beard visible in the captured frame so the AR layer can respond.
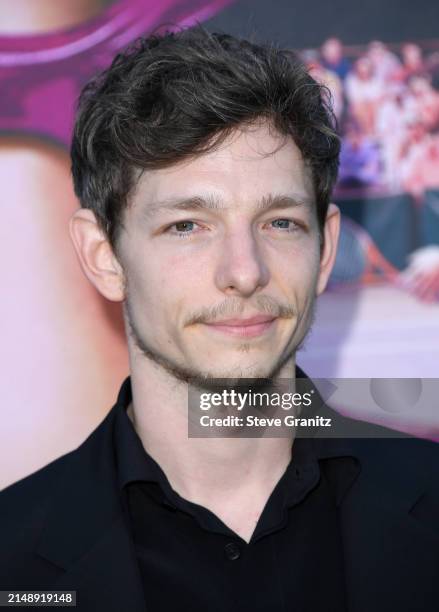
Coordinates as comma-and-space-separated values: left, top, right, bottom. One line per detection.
123, 291, 316, 393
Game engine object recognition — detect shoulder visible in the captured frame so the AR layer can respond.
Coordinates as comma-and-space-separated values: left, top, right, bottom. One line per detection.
0, 451, 74, 521
347, 430, 439, 493
0, 400, 122, 586
321, 405, 439, 470
0, 405, 117, 523
317, 407, 439, 519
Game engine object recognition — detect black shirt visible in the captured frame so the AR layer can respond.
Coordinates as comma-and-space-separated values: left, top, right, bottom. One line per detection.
113, 375, 361, 612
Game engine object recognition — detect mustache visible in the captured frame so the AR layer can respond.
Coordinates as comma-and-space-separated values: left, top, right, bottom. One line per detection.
185, 296, 296, 326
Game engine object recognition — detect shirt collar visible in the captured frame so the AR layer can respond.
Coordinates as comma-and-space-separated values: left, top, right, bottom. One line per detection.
113, 368, 361, 503
113, 377, 166, 491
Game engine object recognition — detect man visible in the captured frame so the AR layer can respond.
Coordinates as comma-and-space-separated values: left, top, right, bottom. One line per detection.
1, 27, 438, 612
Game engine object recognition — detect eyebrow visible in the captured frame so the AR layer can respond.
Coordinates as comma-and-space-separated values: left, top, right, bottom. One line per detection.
142, 193, 313, 218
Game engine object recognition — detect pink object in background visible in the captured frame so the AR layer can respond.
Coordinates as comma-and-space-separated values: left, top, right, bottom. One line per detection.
0, 0, 235, 146
0, 0, 235, 490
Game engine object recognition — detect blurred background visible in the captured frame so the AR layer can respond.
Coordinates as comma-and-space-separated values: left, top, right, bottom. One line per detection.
1, 0, 438, 488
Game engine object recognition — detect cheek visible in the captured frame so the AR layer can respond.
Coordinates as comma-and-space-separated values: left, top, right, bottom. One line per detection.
127, 249, 207, 326
273, 246, 320, 296
165, 248, 212, 294
124, 256, 165, 322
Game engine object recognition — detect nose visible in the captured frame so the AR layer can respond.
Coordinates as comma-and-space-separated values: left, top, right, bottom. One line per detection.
214, 226, 270, 297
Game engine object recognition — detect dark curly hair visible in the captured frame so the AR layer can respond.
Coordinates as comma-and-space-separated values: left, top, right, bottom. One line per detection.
71, 26, 340, 253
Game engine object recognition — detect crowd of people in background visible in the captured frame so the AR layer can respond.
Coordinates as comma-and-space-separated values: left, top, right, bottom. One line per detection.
303, 37, 439, 302
303, 38, 439, 302
303, 38, 439, 199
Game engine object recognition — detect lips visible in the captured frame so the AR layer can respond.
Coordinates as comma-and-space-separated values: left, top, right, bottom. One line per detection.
203, 315, 278, 338
209, 315, 277, 326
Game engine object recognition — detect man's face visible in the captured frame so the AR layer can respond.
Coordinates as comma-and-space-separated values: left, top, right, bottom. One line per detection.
321, 38, 342, 64
116, 122, 324, 386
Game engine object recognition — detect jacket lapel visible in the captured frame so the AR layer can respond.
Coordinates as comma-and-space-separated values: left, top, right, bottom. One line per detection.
51, 515, 146, 612
338, 465, 439, 611
35, 405, 146, 612
313, 403, 439, 610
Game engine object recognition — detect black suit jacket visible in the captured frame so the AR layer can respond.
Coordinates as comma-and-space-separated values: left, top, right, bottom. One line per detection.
1, 380, 438, 612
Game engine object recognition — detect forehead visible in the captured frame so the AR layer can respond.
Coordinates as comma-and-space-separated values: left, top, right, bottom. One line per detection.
130, 122, 314, 215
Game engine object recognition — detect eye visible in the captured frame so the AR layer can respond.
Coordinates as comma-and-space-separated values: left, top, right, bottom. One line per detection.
269, 219, 300, 232
166, 220, 199, 237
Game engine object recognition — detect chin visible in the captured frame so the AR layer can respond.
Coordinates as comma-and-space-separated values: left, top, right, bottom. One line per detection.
192, 358, 282, 382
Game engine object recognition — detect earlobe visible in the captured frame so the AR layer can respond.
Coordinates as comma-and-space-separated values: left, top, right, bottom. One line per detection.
69, 208, 126, 302
316, 203, 340, 296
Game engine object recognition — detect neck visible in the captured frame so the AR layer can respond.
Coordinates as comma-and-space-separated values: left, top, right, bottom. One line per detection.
126, 354, 297, 508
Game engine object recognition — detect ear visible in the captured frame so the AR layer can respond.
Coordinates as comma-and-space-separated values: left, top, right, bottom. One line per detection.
316, 203, 340, 296
69, 208, 125, 302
